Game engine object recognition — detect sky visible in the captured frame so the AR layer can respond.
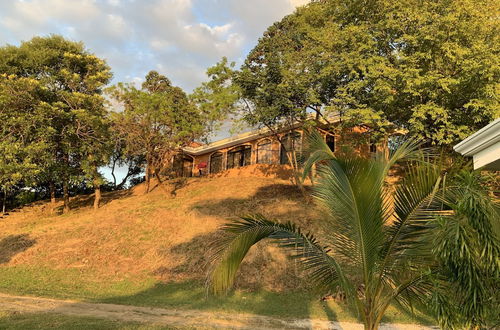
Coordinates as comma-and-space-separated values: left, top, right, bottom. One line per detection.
0, 0, 309, 92
0, 0, 309, 182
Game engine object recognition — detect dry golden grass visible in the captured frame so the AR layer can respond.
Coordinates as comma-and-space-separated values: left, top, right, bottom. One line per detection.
0, 165, 320, 292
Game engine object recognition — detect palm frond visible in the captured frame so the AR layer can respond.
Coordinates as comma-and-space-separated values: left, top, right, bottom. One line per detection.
312, 154, 389, 289
382, 161, 443, 267
207, 215, 355, 300
302, 130, 335, 181
385, 138, 427, 170
430, 171, 500, 326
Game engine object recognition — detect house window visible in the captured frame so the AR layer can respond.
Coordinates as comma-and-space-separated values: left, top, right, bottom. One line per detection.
227, 145, 252, 169
280, 131, 302, 165
173, 154, 193, 177
257, 139, 274, 164
370, 143, 377, 153
209, 152, 223, 174
326, 135, 335, 152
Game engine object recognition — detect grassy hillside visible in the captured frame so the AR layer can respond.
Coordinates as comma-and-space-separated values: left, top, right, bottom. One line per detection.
0, 165, 432, 324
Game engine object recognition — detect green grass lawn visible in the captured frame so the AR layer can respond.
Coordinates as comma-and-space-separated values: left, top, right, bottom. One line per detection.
0, 265, 434, 325
0, 311, 175, 330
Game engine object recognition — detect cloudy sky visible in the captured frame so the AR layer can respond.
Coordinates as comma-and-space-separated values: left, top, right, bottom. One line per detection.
0, 0, 308, 91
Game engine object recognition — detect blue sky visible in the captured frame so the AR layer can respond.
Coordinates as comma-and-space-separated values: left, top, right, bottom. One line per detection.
0, 0, 307, 91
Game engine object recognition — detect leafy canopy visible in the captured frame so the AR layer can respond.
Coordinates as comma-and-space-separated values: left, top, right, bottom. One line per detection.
0, 35, 112, 209
108, 71, 205, 183
202, 0, 499, 146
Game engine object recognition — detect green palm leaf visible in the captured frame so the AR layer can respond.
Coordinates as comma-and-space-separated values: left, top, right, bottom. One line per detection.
208, 215, 355, 299
208, 132, 498, 329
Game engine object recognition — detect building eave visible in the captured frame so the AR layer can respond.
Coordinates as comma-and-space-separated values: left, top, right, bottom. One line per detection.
453, 118, 500, 156
182, 124, 300, 156
183, 114, 341, 156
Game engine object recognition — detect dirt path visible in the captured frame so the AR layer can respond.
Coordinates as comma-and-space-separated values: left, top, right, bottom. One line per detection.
0, 293, 435, 329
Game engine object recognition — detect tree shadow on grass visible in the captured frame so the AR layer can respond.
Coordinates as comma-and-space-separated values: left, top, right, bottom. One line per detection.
189, 183, 314, 224
98, 280, 314, 322
54, 189, 133, 214
0, 234, 36, 264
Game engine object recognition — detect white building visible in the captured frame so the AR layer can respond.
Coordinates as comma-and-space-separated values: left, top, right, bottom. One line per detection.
454, 118, 500, 170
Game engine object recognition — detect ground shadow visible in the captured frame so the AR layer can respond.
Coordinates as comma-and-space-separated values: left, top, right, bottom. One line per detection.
0, 234, 36, 263
149, 177, 191, 197
190, 183, 312, 220
98, 281, 314, 322
54, 189, 133, 214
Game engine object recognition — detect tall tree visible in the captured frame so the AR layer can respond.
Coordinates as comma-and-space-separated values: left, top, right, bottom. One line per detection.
193, 58, 311, 194
200, 0, 499, 148
0, 75, 48, 214
0, 35, 112, 212
108, 71, 204, 193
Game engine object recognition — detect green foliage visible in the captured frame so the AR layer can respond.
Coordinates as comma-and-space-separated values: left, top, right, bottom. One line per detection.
205, 0, 499, 146
0, 75, 48, 191
108, 71, 205, 189
208, 133, 499, 329
190, 57, 240, 138
0, 35, 112, 210
429, 171, 500, 328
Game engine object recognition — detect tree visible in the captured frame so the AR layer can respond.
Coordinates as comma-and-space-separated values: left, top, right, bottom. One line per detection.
429, 171, 500, 328
204, 0, 499, 148
0, 35, 113, 212
108, 71, 205, 193
0, 74, 49, 214
108, 134, 145, 190
207, 133, 499, 329
78, 108, 113, 209
193, 58, 312, 195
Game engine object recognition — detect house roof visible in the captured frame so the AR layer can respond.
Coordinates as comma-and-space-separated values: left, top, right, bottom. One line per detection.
183, 114, 341, 156
454, 118, 500, 170
182, 124, 299, 156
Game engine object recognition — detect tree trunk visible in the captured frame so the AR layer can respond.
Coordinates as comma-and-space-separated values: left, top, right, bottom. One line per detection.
92, 165, 102, 210
93, 185, 101, 209
49, 181, 56, 205
287, 146, 309, 200
1, 187, 6, 215
364, 318, 378, 330
116, 175, 129, 190
145, 157, 154, 194
111, 161, 117, 187
145, 159, 151, 194
364, 303, 380, 330
154, 169, 164, 186
63, 178, 70, 213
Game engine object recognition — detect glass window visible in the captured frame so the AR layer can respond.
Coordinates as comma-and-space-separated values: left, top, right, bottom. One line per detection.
227, 145, 252, 169
210, 152, 223, 174
326, 135, 335, 152
257, 139, 275, 164
173, 154, 193, 177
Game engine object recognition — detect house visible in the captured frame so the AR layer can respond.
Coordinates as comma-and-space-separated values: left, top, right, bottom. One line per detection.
454, 118, 500, 171
172, 119, 385, 177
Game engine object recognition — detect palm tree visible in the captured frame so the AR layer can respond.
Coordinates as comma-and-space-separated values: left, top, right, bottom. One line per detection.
207, 133, 499, 329
428, 170, 500, 329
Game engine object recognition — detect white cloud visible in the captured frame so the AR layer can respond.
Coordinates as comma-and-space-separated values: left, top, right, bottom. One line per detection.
0, 0, 304, 91
290, 0, 310, 7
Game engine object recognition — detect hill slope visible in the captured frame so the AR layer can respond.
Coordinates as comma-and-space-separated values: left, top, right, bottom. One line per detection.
0, 166, 431, 324
0, 167, 318, 291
